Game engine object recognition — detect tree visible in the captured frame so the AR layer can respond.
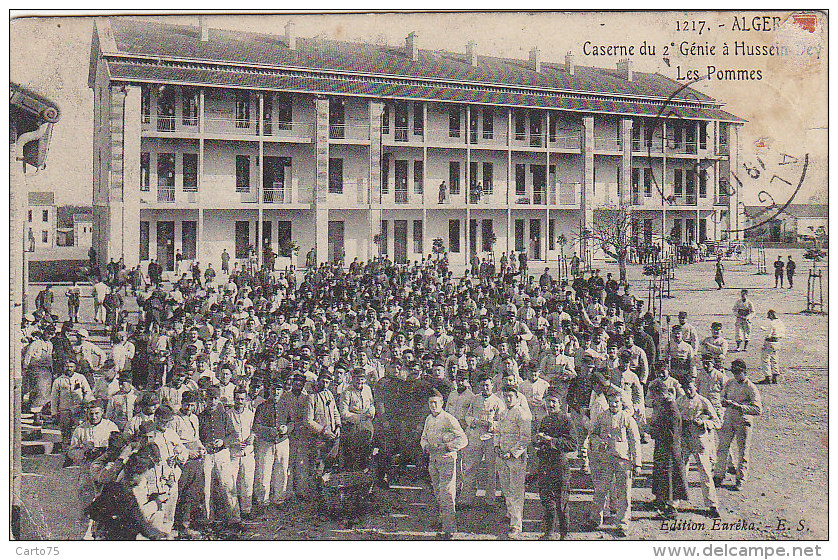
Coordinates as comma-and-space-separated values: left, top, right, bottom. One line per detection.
556, 234, 568, 282
583, 207, 632, 282
432, 238, 446, 260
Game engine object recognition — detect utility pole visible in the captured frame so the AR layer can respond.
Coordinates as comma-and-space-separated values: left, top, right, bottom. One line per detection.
9, 82, 59, 540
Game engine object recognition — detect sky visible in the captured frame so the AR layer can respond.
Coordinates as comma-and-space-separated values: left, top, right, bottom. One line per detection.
9, 10, 827, 207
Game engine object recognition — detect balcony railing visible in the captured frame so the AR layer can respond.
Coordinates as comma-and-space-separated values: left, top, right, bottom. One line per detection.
556, 182, 581, 205
142, 115, 200, 133
671, 194, 698, 205
511, 132, 547, 148
394, 126, 409, 142
594, 137, 622, 152
263, 121, 315, 140
204, 116, 258, 136
157, 186, 176, 203
668, 141, 698, 154
548, 135, 582, 150
263, 185, 294, 204
632, 136, 665, 152
329, 121, 370, 141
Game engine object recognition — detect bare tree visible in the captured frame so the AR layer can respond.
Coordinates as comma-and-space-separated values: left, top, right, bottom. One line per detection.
583, 207, 632, 282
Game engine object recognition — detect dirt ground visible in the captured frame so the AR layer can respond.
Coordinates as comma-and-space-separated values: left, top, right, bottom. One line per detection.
20, 250, 828, 540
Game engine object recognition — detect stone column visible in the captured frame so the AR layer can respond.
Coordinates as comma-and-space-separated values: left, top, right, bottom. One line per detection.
314, 96, 330, 264
368, 100, 383, 261
581, 115, 595, 265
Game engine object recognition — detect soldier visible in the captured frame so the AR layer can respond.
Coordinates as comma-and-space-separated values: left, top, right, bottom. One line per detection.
586, 386, 641, 538
733, 289, 755, 351
494, 384, 531, 539
677, 378, 721, 518
253, 379, 296, 510
339, 367, 376, 470
461, 374, 505, 507
420, 388, 468, 540
534, 384, 577, 540
714, 359, 762, 490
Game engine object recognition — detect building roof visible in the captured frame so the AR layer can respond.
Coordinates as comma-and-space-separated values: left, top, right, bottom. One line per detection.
94, 17, 744, 122
28, 191, 54, 206
73, 213, 93, 223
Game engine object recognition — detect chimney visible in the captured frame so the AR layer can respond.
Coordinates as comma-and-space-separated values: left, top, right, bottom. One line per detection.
565, 52, 575, 76
529, 47, 541, 72
285, 21, 296, 50
199, 16, 208, 42
617, 58, 633, 81
405, 32, 419, 61
466, 41, 478, 66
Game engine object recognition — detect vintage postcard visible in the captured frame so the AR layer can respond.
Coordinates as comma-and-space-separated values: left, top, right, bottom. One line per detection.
9, 9, 827, 547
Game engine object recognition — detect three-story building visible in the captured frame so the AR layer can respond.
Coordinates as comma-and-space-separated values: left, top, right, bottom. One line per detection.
89, 17, 742, 274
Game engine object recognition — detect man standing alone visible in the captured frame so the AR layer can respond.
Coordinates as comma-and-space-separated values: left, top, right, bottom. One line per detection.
786, 255, 796, 289
773, 255, 785, 288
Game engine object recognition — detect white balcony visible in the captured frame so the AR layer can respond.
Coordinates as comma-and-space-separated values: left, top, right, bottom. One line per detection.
591, 182, 620, 207
141, 115, 200, 134
157, 186, 175, 203
467, 131, 508, 148
262, 178, 302, 204
328, 178, 369, 206
329, 121, 370, 141
667, 140, 698, 155
594, 137, 622, 152
548, 135, 582, 151
632, 136, 665, 153
426, 127, 467, 146
262, 121, 315, 141
511, 132, 547, 149
553, 182, 582, 206
203, 115, 259, 136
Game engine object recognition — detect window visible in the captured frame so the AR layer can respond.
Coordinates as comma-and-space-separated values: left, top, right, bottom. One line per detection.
140, 221, 149, 260
482, 219, 494, 252
699, 170, 708, 197
470, 161, 479, 188
469, 108, 478, 144
674, 169, 683, 196
277, 93, 292, 130
236, 155, 250, 192
449, 161, 460, 195
182, 88, 198, 126
156, 86, 175, 132
277, 221, 292, 257
182, 220, 197, 260
235, 221, 250, 259
27, 210, 32, 222
644, 168, 652, 197
548, 112, 557, 142
699, 122, 707, 150
483, 108, 493, 139
329, 158, 343, 194
530, 111, 543, 147
183, 154, 198, 192
140, 153, 150, 191
413, 102, 423, 136
381, 157, 389, 194
413, 220, 423, 254
141, 85, 151, 124
413, 161, 423, 194
448, 106, 460, 138
329, 97, 345, 139
380, 220, 388, 256
514, 219, 525, 252
631, 168, 640, 192
482, 162, 493, 195
262, 94, 272, 135
394, 102, 408, 141
42, 210, 49, 222
235, 92, 250, 128
382, 104, 390, 135
549, 219, 555, 250
448, 220, 460, 253
42, 231, 48, 243
515, 164, 526, 195
515, 111, 526, 140
158, 153, 175, 187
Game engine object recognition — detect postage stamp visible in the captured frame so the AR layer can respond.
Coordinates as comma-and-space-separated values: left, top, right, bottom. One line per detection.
8, 9, 828, 549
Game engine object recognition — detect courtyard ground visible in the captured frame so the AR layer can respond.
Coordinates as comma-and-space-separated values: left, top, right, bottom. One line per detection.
19, 250, 828, 540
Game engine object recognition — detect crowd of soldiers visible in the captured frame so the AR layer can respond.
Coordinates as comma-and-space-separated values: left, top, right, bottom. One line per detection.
21, 252, 766, 540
